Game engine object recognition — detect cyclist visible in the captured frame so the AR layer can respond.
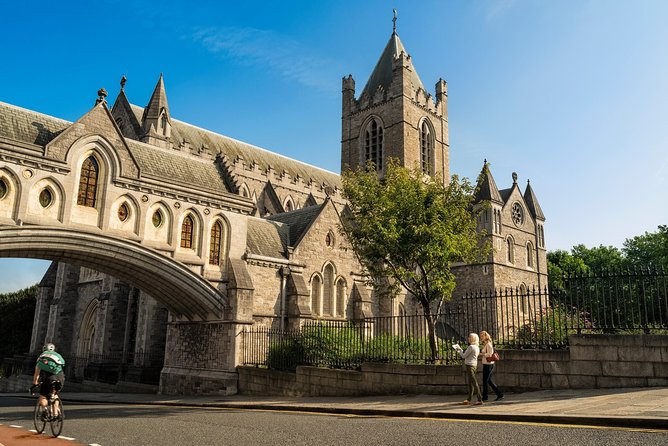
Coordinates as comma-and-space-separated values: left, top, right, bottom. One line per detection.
32, 343, 65, 417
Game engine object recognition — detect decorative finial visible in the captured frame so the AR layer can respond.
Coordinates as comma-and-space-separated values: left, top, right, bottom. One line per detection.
484, 158, 487, 165
527, 179, 531, 185
120, 76, 127, 91
512, 172, 518, 184
393, 9, 397, 33
95, 88, 108, 105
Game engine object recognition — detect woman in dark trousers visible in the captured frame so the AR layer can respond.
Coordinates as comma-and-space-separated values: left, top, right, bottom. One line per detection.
479, 331, 503, 401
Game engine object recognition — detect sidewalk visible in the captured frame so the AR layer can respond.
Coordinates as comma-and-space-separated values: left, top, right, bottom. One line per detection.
7, 387, 668, 430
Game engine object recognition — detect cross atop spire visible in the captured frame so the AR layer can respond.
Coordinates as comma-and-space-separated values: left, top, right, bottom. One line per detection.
392, 9, 397, 33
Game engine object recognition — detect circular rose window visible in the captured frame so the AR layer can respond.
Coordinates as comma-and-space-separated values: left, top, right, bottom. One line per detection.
511, 202, 524, 226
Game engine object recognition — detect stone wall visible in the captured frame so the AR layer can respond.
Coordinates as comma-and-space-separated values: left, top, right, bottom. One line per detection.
238, 334, 668, 396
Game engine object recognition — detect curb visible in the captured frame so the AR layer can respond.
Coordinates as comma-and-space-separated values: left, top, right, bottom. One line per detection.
44, 396, 668, 431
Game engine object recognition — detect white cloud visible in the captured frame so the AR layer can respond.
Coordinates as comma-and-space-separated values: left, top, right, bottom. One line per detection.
188, 26, 341, 92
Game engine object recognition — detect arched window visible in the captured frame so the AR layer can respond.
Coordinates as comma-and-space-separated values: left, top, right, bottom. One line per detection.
527, 242, 534, 268
364, 118, 383, 170
336, 278, 346, 317
180, 215, 194, 249
506, 237, 514, 264
311, 275, 322, 316
209, 220, 224, 265
420, 120, 433, 174
284, 197, 294, 212
0, 178, 7, 200
77, 156, 99, 207
323, 264, 335, 316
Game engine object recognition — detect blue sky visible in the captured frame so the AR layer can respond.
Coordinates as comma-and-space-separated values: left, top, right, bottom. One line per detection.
1, 0, 667, 293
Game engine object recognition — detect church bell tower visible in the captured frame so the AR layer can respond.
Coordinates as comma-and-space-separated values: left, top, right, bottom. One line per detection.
341, 13, 449, 182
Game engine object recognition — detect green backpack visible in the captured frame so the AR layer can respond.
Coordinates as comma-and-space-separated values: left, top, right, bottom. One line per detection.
36, 351, 65, 375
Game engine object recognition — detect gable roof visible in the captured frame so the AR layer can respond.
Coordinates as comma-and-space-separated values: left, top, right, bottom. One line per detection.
360, 31, 426, 100
267, 202, 325, 248
246, 217, 288, 259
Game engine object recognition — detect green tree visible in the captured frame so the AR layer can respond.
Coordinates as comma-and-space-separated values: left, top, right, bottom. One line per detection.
570, 244, 627, 272
0, 285, 38, 360
341, 160, 489, 360
623, 225, 668, 269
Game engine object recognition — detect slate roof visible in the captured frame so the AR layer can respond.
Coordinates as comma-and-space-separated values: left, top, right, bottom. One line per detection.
0, 101, 70, 146
128, 105, 342, 190
360, 32, 426, 100
246, 217, 288, 259
499, 188, 513, 203
524, 181, 545, 220
124, 139, 230, 194
267, 203, 325, 247
474, 163, 503, 204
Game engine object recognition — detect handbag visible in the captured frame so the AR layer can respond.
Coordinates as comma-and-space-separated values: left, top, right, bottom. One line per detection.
486, 352, 500, 362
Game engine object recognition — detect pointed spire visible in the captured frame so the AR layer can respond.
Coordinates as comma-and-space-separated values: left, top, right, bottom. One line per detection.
141, 73, 171, 148
475, 160, 503, 204
359, 29, 426, 101
524, 179, 545, 220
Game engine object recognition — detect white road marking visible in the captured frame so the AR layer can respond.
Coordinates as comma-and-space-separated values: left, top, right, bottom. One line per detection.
8, 425, 22, 428
59, 436, 76, 441
90, 444, 104, 446
29, 429, 37, 433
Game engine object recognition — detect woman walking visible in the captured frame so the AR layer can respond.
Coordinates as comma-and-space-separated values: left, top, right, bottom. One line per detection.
480, 330, 504, 401
455, 333, 483, 405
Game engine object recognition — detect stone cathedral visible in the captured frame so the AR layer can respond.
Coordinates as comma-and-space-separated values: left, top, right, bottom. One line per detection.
1, 27, 547, 391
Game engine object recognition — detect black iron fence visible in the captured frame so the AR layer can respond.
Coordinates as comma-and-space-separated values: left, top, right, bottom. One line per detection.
243, 268, 668, 371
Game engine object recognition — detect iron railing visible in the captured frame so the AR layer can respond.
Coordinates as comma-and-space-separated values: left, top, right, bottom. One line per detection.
242, 268, 668, 370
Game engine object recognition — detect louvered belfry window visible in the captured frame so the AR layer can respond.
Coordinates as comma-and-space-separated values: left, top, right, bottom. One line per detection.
364, 119, 383, 170
420, 121, 432, 174
77, 156, 99, 207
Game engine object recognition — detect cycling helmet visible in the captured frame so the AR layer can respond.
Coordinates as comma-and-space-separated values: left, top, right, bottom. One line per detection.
43, 343, 56, 352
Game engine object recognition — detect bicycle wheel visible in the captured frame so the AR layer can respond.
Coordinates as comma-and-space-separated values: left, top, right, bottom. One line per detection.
33, 401, 46, 434
49, 396, 63, 437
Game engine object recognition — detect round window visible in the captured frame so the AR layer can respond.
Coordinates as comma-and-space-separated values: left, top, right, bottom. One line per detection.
118, 203, 129, 222
325, 231, 334, 247
152, 210, 163, 228
39, 188, 53, 208
511, 202, 524, 226
0, 179, 7, 200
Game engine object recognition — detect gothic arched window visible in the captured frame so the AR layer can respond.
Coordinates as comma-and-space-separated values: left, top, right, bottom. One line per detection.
507, 237, 514, 264
420, 120, 433, 174
527, 242, 534, 268
311, 275, 322, 316
364, 118, 384, 170
336, 278, 346, 317
77, 156, 99, 207
209, 220, 224, 265
180, 215, 194, 249
323, 264, 335, 316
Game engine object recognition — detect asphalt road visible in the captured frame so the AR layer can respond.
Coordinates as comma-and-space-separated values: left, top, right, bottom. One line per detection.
1, 396, 666, 446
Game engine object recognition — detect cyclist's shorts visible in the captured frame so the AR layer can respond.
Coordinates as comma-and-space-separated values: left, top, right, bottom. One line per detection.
39, 372, 65, 397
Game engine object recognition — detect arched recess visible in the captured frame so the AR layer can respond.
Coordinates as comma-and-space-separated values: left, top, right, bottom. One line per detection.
64, 134, 123, 183
0, 167, 21, 221
70, 150, 108, 227
239, 183, 251, 199
27, 177, 66, 223
146, 201, 172, 245
207, 215, 230, 269
76, 299, 99, 359
109, 194, 140, 235
310, 273, 323, 316
506, 236, 515, 264
322, 263, 336, 316
178, 208, 203, 255
335, 277, 347, 317
283, 196, 295, 212
0, 226, 225, 321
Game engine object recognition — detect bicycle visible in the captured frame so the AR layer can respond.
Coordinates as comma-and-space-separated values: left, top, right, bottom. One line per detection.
30, 381, 64, 437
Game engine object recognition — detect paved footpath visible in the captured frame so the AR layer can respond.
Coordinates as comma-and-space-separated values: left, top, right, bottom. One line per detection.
1, 387, 667, 443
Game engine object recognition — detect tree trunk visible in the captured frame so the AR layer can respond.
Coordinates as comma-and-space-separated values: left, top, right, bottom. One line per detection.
423, 306, 438, 363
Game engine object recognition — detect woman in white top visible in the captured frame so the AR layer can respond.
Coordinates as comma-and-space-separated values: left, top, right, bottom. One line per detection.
480, 330, 504, 401
456, 333, 483, 405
